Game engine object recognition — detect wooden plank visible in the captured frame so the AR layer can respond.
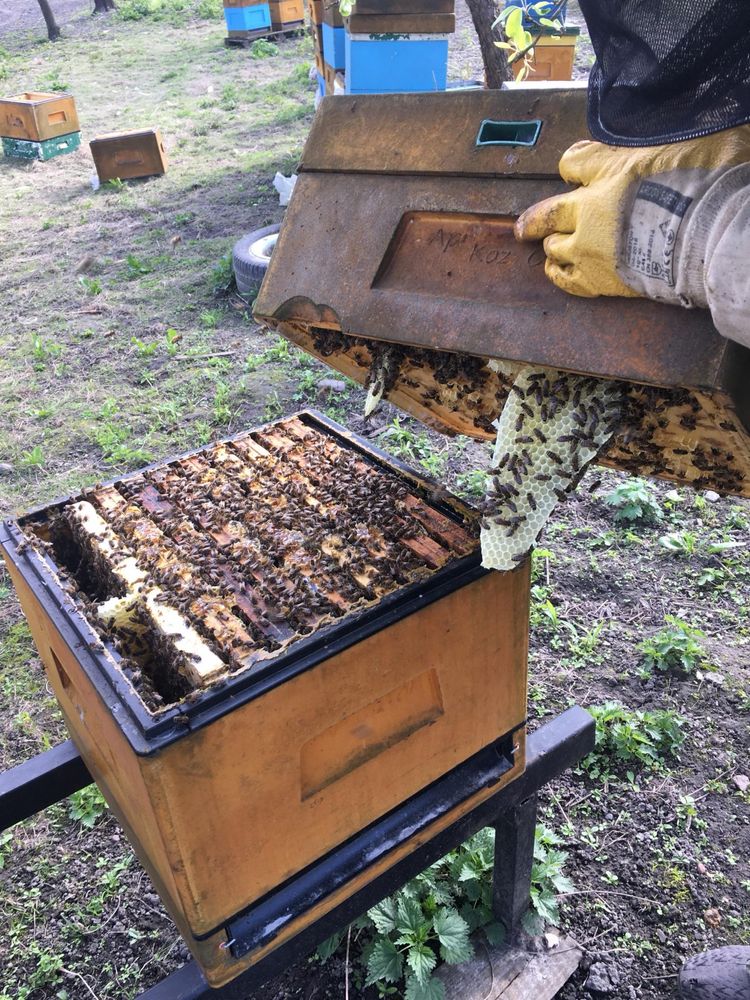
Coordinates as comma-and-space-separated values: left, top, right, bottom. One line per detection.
436, 933, 582, 999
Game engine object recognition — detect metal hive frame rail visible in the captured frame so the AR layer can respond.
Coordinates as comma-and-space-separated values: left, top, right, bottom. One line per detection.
0, 707, 594, 999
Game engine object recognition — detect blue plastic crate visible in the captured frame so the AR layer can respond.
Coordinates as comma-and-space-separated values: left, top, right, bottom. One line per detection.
345, 34, 449, 94
223, 2, 271, 31
322, 23, 346, 70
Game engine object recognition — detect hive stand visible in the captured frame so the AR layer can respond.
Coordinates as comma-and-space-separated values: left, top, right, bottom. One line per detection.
1, 706, 593, 999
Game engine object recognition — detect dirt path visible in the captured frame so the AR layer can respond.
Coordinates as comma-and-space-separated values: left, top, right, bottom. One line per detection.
1, 0, 92, 38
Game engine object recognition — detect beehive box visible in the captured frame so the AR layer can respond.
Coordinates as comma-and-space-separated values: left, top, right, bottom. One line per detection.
2, 130, 81, 161
354, 0, 454, 10
269, 0, 304, 27
322, 21, 345, 69
308, 0, 322, 23
511, 29, 579, 82
1, 412, 528, 985
0, 91, 79, 141
322, 0, 343, 26
89, 128, 167, 182
344, 10, 455, 32
345, 33, 450, 94
254, 88, 750, 498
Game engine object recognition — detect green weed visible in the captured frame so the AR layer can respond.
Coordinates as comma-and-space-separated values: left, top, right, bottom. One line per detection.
213, 382, 232, 425
165, 328, 181, 356
68, 785, 108, 828
605, 478, 662, 525
78, 275, 103, 296
30, 334, 63, 369
212, 252, 235, 296
250, 39, 280, 58
583, 702, 685, 778
131, 336, 158, 358
0, 830, 12, 869
454, 469, 487, 500
659, 530, 699, 557
19, 446, 45, 470
527, 824, 575, 928
125, 254, 154, 279
317, 824, 572, 998
639, 615, 706, 675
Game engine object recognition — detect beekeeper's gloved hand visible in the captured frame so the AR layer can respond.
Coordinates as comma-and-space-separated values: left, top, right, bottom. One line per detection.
514, 129, 750, 348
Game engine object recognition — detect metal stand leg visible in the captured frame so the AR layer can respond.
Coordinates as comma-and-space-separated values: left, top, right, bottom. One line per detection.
492, 792, 538, 937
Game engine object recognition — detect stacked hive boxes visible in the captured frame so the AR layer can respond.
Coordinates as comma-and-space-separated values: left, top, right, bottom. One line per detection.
307, 0, 327, 95
269, 0, 305, 29
0, 92, 81, 161
321, 0, 345, 95
343, 0, 455, 94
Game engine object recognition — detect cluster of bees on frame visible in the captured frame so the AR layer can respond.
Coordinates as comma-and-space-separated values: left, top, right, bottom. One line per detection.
23, 422, 476, 711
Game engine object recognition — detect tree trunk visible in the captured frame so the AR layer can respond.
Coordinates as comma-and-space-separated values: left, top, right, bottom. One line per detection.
36, 0, 61, 40
464, 0, 510, 88
93, 0, 116, 12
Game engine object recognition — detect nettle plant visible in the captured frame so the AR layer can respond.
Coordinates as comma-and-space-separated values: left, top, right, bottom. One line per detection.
583, 702, 686, 779
605, 478, 662, 526
639, 615, 707, 676
318, 826, 573, 999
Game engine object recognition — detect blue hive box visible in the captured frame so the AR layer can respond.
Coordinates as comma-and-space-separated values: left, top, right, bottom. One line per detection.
223, 2, 271, 31
345, 33, 449, 94
322, 23, 346, 70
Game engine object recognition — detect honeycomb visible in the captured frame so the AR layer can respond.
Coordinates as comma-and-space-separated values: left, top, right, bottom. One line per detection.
23, 416, 479, 711
481, 367, 624, 570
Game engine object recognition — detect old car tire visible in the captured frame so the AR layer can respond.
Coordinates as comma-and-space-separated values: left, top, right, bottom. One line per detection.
233, 224, 280, 297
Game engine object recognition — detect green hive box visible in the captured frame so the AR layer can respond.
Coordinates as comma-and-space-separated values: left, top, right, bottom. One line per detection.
2, 130, 81, 161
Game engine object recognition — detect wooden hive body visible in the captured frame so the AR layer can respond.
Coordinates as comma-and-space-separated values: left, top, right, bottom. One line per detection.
0, 91, 79, 141
254, 87, 750, 498
1, 413, 528, 986
89, 128, 167, 182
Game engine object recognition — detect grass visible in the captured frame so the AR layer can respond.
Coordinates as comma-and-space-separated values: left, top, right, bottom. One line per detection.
0, 16, 316, 514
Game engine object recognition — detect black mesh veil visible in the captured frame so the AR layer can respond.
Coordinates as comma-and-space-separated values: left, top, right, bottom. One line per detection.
578, 0, 750, 146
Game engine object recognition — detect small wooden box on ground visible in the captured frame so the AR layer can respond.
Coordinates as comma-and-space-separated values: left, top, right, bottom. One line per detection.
0, 91, 79, 141
345, 33, 449, 93
89, 128, 167, 182
1, 411, 528, 987
269, 0, 304, 27
223, 0, 271, 29
2, 131, 81, 161
511, 28, 579, 81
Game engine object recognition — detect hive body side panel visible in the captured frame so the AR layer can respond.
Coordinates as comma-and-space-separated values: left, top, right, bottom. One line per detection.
195, 729, 527, 988
155, 564, 529, 935
0, 94, 79, 141
2, 561, 187, 913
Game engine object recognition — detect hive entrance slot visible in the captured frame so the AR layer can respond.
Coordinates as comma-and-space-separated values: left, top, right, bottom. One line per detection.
475, 118, 542, 147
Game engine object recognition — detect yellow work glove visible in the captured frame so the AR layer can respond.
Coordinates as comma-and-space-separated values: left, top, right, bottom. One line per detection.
514, 129, 750, 310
